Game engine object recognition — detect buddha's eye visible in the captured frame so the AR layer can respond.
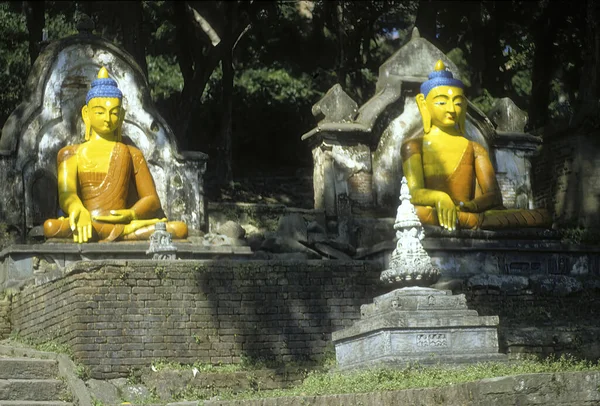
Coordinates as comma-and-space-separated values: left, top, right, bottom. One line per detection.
435, 101, 446, 106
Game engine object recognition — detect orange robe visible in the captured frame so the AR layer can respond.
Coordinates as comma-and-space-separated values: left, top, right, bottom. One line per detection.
44, 142, 186, 241
401, 137, 551, 230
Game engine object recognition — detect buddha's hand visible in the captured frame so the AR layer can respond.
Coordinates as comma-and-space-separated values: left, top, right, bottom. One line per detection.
436, 194, 458, 231
69, 206, 93, 243
93, 209, 137, 224
459, 201, 479, 213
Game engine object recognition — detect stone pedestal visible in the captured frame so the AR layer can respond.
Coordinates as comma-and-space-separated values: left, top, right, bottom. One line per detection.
333, 287, 506, 370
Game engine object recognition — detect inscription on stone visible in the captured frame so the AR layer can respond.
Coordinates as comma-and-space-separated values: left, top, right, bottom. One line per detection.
416, 333, 448, 347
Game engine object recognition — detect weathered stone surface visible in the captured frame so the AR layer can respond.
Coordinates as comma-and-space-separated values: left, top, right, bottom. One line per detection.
313, 243, 353, 260
306, 221, 326, 234
529, 274, 583, 296
467, 274, 530, 292
334, 287, 504, 370
311, 84, 358, 124
488, 97, 529, 133
260, 237, 321, 259
86, 379, 120, 405
119, 384, 153, 403
277, 213, 308, 243
217, 221, 246, 239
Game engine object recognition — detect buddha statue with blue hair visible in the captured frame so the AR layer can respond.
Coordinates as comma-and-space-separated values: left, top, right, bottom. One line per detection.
401, 60, 551, 231
43, 67, 188, 243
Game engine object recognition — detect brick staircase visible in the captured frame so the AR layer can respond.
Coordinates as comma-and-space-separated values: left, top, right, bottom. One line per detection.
0, 357, 72, 406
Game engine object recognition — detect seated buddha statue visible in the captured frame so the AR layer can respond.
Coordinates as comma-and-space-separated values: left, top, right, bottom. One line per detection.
44, 67, 188, 243
401, 60, 551, 231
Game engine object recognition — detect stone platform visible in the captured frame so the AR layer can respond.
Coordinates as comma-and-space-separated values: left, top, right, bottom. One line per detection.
357, 225, 600, 279
0, 242, 252, 289
332, 287, 506, 370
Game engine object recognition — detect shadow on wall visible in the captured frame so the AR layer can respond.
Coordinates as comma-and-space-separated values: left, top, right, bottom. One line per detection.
533, 131, 600, 229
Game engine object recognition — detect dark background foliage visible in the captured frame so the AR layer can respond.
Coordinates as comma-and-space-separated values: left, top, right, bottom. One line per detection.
1, 0, 598, 191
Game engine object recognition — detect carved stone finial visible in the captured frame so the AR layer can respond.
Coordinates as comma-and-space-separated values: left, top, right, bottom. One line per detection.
411, 27, 420, 39
146, 222, 178, 260
380, 177, 440, 287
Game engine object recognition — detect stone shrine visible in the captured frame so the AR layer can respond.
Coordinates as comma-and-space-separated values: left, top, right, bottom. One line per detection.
0, 22, 208, 239
333, 178, 505, 369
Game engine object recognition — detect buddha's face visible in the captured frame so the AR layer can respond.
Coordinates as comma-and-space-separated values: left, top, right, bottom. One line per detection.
425, 86, 465, 131
86, 97, 122, 136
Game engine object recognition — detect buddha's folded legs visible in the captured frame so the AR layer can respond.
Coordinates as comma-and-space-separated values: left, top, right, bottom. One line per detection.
414, 206, 552, 230
44, 218, 187, 241
480, 208, 552, 229
44, 217, 126, 242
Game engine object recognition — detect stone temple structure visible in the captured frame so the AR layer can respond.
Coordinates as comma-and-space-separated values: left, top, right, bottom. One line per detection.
0, 21, 208, 239
302, 27, 541, 220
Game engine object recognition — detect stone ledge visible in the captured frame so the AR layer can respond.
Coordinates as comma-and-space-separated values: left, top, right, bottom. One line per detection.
204, 371, 600, 406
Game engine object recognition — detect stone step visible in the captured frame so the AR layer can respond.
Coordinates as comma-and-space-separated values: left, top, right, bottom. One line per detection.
0, 358, 58, 380
0, 402, 73, 406
0, 380, 67, 401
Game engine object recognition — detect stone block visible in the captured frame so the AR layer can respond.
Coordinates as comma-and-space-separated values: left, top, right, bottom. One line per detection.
334, 287, 505, 370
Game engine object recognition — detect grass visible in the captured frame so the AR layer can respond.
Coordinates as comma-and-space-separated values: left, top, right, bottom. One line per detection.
208, 354, 600, 401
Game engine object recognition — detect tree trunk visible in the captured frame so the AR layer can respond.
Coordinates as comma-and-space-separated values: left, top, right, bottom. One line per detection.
414, 0, 437, 44
120, 1, 148, 77
468, 2, 484, 97
571, 0, 600, 128
528, 1, 561, 132
23, 0, 45, 65
216, 53, 234, 187
481, 2, 506, 98
172, 1, 194, 86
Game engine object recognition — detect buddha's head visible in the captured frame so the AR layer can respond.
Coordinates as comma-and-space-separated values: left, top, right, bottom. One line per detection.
416, 60, 466, 135
81, 67, 124, 141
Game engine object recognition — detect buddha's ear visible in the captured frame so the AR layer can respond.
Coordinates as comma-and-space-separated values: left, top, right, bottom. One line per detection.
81, 105, 91, 141
416, 93, 431, 134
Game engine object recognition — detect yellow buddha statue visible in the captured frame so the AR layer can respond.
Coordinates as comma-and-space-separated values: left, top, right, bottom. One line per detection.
401, 60, 551, 231
44, 67, 188, 243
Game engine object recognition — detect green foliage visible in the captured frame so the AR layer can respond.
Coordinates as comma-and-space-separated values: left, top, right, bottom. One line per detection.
223, 355, 600, 401
560, 227, 600, 245
0, 2, 29, 125
147, 55, 183, 101
471, 89, 497, 114
236, 68, 321, 106
446, 47, 472, 88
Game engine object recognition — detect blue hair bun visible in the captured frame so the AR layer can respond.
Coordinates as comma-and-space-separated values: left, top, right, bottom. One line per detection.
420, 68, 464, 98
86, 77, 123, 104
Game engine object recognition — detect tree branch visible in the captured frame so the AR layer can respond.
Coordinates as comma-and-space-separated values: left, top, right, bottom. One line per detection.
187, 3, 221, 46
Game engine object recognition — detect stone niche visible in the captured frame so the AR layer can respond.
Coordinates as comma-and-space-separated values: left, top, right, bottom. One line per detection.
302, 28, 542, 220
0, 28, 208, 238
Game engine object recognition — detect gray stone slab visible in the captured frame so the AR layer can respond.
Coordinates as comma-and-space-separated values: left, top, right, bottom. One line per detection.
333, 287, 505, 369
335, 327, 502, 370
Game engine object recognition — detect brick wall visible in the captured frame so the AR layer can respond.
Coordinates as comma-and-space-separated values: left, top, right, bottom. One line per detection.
10, 258, 600, 380
11, 260, 382, 379
463, 284, 600, 358
0, 298, 10, 339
